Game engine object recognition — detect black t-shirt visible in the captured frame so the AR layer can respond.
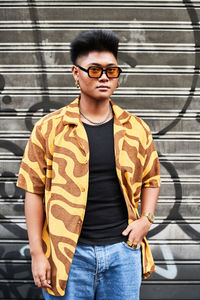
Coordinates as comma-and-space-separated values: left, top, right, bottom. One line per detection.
78, 117, 128, 245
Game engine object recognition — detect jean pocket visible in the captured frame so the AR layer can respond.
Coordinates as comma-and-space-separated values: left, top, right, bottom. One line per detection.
122, 241, 141, 251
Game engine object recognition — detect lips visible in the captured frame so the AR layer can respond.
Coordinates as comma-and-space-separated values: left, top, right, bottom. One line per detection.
97, 86, 110, 89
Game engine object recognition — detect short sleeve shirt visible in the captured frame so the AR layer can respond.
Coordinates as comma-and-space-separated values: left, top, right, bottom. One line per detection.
17, 96, 161, 296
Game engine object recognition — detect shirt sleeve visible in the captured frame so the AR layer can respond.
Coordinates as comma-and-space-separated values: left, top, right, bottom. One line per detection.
142, 127, 161, 188
16, 122, 46, 194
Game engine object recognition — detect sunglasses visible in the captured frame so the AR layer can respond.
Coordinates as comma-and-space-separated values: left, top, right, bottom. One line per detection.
76, 65, 122, 79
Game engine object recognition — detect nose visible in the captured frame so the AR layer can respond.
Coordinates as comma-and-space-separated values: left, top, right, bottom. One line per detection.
99, 71, 109, 80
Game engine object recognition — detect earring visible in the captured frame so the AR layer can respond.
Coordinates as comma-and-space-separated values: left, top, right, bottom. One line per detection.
75, 80, 80, 88
117, 81, 120, 88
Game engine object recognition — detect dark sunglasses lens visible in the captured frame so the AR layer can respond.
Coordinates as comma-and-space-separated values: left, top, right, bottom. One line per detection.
106, 67, 120, 78
88, 67, 102, 77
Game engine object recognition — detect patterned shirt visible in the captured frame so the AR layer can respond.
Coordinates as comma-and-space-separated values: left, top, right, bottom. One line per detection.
17, 96, 161, 296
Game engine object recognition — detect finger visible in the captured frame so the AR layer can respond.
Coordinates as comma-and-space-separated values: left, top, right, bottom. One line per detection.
130, 235, 141, 245
126, 239, 140, 249
131, 239, 141, 249
127, 232, 136, 243
38, 274, 46, 287
46, 268, 52, 286
122, 225, 132, 236
34, 275, 42, 287
40, 270, 52, 288
132, 243, 138, 249
41, 279, 52, 288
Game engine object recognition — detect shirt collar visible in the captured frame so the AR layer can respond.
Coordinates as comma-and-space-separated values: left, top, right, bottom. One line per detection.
62, 95, 131, 126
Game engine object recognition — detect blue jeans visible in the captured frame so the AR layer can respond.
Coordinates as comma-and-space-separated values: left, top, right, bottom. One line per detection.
42, 240, 142, 300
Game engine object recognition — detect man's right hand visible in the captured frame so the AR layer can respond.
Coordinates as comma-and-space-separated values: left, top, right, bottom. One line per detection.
31, 253, 52, 289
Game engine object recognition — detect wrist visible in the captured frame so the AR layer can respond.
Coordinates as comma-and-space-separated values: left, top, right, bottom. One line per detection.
30, 245, 44, 257
140, 216, 152, 227
141, 212, 155, 224
30, 248, 44, 255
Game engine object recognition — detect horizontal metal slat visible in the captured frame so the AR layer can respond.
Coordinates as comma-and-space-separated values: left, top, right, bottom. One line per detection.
0, 51, 198, 67
1, 138, 200, 156
0, 1, 200, 8
1, 261, 200, 281
1, 159, 200, 178
1, 200, 200, 219
0, 222, 199, 241
2, 88, 200, 96
1, 73, 200, 90
1, 95, 199, 112
0, 29, 198, 45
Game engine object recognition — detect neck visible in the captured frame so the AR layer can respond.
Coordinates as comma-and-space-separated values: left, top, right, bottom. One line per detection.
78, 93, 112, 119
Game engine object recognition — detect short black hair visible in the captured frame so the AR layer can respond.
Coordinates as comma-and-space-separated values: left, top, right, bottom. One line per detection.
70, 30, 119, 65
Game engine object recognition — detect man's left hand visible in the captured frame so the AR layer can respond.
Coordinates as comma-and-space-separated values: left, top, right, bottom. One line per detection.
122, 217, 152, 247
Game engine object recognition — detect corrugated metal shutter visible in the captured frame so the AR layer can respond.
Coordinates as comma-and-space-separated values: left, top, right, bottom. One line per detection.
0, 1, 200, 299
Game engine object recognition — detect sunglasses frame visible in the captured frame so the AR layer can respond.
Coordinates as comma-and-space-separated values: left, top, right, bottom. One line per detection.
76, 64, 122, 79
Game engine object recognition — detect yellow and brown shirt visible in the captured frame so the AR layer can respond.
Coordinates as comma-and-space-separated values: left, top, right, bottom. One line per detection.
17, 96, 161, 296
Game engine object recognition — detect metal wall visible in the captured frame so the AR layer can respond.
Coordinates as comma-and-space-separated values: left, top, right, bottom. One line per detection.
0, 1, 200, 299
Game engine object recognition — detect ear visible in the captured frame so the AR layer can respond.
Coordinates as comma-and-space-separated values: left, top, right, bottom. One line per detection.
72, 65, 79, 82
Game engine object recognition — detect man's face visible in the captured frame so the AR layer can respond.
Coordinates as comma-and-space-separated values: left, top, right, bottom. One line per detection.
72, 51, 119, 101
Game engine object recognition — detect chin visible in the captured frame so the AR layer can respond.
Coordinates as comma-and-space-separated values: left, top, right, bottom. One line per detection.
82, 90, 113, 101
96, 91, 113, 99
95, 94, 111, 101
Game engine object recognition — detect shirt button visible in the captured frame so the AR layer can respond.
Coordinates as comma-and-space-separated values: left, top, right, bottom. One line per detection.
81, 186, 85, 192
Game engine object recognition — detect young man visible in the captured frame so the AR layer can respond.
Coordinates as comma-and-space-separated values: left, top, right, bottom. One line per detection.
17, 30, 161, 300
